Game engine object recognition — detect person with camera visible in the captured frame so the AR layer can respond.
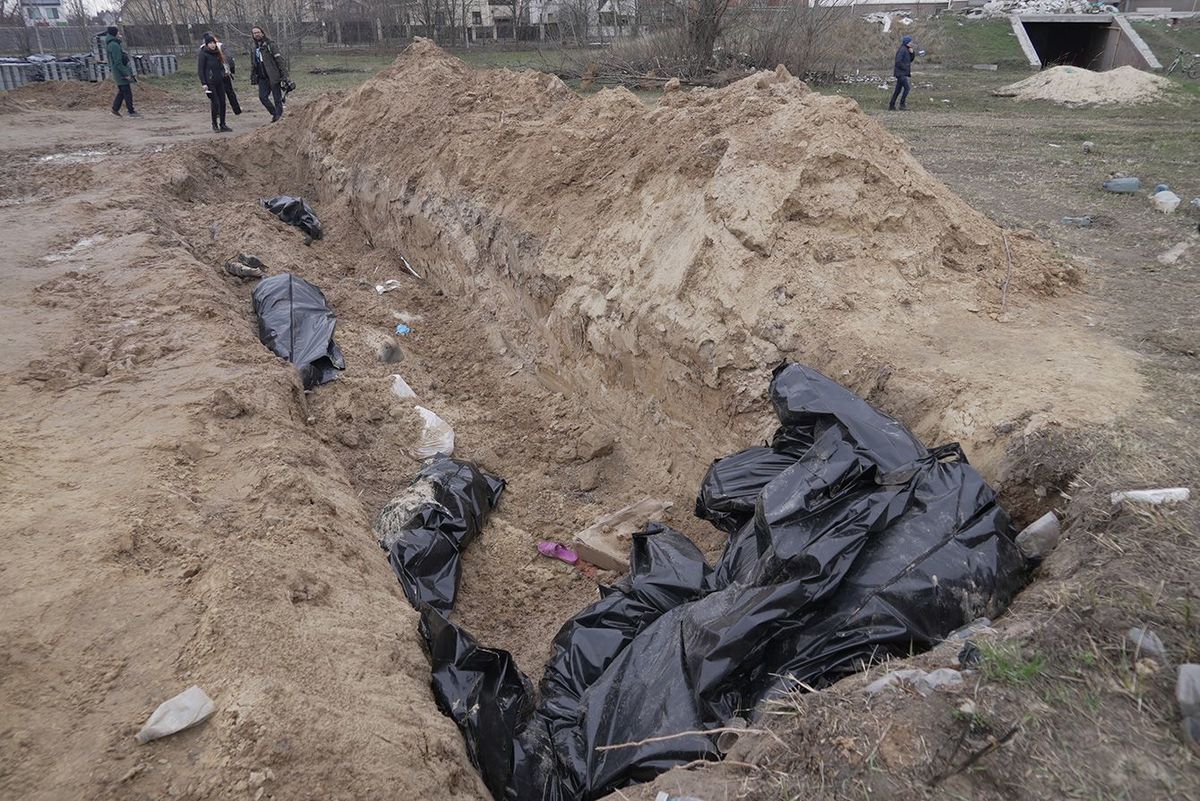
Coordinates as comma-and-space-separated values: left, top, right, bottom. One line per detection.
249, 25, 292, 123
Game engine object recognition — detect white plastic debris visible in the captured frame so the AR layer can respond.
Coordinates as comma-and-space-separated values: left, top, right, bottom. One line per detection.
866, 667, 963, 697
375, 279, 404, 294
135, 685, 215, 744
1015, 511, 1061, 560
413, 406, 454, 459
1111, 488, 1190, 506
948, 617, 994, 640
1152, 190, 1181, 214
389, 373, 417, 400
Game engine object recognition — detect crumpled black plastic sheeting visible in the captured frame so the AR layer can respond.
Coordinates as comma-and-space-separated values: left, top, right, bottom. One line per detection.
251, 272, 345, 389
376, 457, 506, 613
261, 195, 323, 239
420, 363, 1028, 801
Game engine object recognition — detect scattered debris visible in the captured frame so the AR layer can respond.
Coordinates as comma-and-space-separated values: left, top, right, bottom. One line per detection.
537, 541, 579, 565
866, 668, 965, 697
389, 373, 417, 400
397, 253, 421, 279
949, 617, 995, 640
655, 793, 704, 801
1127, 627, 1168, 662
1103, 176, 1142, 194
957, 641, 984, 669
572, 498, 673, 572
1061, 216, 1094, 228
1015, 511, 1061, 561
1178, 664, 1200, 755
966, 0, 1117, 19
972, 63, 999, 71
413, 406, 455, 458
995, 66, 1169, 106
395, 323, 411, 335
135, 685, 215, 744
1110, 487, 1190, 506
375, 279, 404, 294
1152, 190, 1181, 214
224, 252, 266, 279
251, 273, 345, 389
261, 195, 323, 239
1158, 237, 1197, 266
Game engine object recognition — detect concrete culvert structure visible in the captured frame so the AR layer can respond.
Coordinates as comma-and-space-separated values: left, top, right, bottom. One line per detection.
1012, 14, 1163, 71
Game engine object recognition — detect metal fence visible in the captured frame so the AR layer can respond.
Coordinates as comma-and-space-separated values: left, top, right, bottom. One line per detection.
0, 53, 179, 90
0, 19, 565, 58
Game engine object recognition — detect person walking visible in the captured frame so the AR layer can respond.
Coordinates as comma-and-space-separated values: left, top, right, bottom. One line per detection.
198, 33, 234, 132
889, 35, 917, 111
104, 25, 137, 117
249, 25, 290, 123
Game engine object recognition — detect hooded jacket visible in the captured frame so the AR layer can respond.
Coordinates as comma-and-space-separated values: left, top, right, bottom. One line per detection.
893, 38, 916, 79
250, 36, 288, 85
105, 33, 133, 86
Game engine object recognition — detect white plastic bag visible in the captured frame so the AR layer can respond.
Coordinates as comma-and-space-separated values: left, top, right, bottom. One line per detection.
135, 685, 215, 744
390, 373, 417, 400
413, 406, 454, 459
1153, 190, 1181, 214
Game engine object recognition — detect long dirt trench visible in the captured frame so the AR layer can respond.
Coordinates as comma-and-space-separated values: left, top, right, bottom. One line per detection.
0, 42, 1146, 801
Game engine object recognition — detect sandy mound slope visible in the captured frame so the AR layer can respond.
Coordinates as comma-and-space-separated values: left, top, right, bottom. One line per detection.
994, 65, 1171, 105
196, 39, 1134, 477
0, 79, 172, 113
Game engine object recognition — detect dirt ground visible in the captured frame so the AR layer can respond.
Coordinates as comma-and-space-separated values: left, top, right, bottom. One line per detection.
0, 44, 1197, 801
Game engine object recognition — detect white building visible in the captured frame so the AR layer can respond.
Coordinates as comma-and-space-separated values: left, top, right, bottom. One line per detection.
21, 0, 66, 26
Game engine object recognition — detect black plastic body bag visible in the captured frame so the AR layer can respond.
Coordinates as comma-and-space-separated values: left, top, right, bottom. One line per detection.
394, 364, 1027, 801
251, 272, 345, 389
261, 195, 324, 239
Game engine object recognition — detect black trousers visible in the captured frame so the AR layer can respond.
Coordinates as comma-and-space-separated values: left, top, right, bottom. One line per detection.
257, 80, 283, 119
206, 82, 228, 127
112, 83, 135, 114
889, 75, 911, 109
224, 77, 241, 115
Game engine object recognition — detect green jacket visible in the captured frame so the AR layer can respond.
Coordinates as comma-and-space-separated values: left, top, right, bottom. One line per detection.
105, 34, 133, 86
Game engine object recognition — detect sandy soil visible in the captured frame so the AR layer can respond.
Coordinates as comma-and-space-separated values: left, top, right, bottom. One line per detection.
994, 65, 1172, 106
0, 43, 1187, 801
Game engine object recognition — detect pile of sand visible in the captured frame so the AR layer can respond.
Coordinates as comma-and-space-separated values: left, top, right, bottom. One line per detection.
0, 78, 172, 114
168, 39, 1138, 475
994, 65, 1171, 106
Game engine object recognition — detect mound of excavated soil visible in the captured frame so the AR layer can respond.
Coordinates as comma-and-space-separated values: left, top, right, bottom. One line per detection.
189, 40, 1133, 475
0, 79, 173, 114
994, 65, 1171, 106
0, 39, 1147, 801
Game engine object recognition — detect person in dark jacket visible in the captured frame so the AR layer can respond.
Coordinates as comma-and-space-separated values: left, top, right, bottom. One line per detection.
198, 32, 234, 132
214, 34, 242, 117
889, 34, 916, 111
104, 25, 137, 117
249, 25, 289, 122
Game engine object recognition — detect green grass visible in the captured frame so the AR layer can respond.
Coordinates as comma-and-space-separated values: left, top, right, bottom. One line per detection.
1133, 19, 1200, 66
933, 18, 1028, 68
142, 51, 398, 100
980, 642, 1046, 685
